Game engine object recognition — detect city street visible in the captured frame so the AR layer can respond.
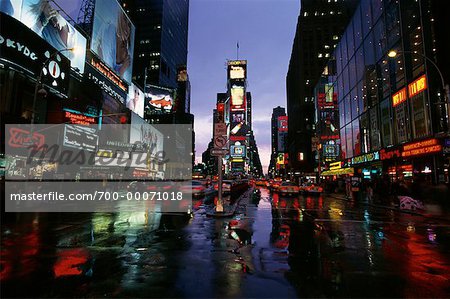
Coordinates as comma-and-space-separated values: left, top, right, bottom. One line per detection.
2, 187, 450, 298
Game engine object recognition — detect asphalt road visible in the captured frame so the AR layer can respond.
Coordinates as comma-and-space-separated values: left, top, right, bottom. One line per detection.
1, 187, 450, 298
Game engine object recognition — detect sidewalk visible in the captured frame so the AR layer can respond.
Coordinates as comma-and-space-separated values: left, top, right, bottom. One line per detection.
327, 188, 450, 222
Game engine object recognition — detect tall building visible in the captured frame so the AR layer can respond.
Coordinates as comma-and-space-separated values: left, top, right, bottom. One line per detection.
121, 0, 189, 89
286, 0, 358, 176
268, 106, 286, 176
315, 0, 450, 184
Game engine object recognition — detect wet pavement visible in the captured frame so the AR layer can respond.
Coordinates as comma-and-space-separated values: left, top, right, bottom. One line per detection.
1, 187, 450, 298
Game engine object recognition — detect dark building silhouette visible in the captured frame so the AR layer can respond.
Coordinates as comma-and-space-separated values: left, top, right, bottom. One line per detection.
314, 0, 450, 184
268, 106, 286, 176
121, 0, 189, 89
286, 0, 359, 175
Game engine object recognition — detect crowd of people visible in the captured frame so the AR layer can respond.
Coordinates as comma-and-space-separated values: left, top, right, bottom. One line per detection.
320, 174, 441, 205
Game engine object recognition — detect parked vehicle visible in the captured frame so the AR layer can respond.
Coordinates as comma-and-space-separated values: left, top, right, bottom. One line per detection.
179, 180, 206, 197
303, 183, 323, 195
278, 182, 300, 196
270, 179, 282, 192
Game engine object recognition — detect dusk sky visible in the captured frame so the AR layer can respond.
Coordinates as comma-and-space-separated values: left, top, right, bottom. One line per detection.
59, 0, 300, 173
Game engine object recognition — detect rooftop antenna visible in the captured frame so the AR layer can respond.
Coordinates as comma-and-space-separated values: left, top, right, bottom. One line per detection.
237, 41, 239, 60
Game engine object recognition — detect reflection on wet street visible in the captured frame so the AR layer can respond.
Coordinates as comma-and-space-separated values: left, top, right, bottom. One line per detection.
2, 187, 450, 298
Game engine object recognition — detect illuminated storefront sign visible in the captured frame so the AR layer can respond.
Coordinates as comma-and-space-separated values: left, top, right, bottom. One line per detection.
329, 161, 342, 170
392, 87, 407, 107
8, 127, 45, 149
391, 75, 427, 108
408, 74, 427, 98
350, 151, 380, 166
63, 110, 96, 125
380, 148, 401, 160
402, 138, 442, 157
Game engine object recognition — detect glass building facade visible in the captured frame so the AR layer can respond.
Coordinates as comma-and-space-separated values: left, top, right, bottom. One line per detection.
315, 0, 449, 183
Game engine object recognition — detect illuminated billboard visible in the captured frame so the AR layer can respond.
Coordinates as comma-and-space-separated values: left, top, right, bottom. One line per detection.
230, 84, 245, 110
227, 60, 247, 80
231, 112, 245, 124
278, 116, 288, 132
127, 83, 145, 118
90, 0, 135, 83
144, 85, 175, 114
1, 0, 88, 73
230, 142, 246, 158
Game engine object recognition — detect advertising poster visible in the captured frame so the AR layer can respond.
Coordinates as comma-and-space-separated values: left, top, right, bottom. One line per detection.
127, 83, 145, 118
1, 0, 88, 73
130, 113, 163, 154
90, 0, 135, 83
144, 85, 175, 114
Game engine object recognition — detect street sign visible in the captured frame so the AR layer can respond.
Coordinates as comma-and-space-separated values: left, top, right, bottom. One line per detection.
211, 148, 229, 156
214, 123, 227, 137
214, 135, 227, 149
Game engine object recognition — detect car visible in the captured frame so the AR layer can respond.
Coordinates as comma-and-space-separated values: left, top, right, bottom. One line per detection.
255, 179, 267, 186
278, 182, 300, 196
304, 183, 323, 195
270, 180, 282, 192
179, 180, 206, 197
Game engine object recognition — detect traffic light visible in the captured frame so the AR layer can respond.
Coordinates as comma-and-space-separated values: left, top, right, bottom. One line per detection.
217, 103, 225, 122
120, 115, 128, 124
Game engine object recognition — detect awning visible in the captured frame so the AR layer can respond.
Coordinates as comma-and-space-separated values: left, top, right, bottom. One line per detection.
321, 167, 354, 176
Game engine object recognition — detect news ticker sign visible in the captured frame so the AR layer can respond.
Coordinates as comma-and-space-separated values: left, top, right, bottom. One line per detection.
392, 74, 427, 107
402, 138, 442, 157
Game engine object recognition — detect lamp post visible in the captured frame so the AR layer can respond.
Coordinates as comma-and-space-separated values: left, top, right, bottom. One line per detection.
387, 49, 449, 133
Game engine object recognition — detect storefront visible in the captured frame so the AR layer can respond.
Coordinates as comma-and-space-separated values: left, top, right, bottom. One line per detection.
347, 151, 382, 181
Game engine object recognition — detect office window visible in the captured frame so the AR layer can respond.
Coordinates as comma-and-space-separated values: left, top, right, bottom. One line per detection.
361, 0, 373, 38
380, 98, 393, 147
353, 7, 363, 49
360, 113, 371, 153
352, 119, 361, 156
373, 18, 386, 62
345, 124, 354, 158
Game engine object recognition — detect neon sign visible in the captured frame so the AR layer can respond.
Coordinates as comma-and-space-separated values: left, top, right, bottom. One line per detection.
350, 151, 380, 165
408, 74, 427, 98
64, 111, 96, 125
402, 138, 441, 157
392, 87, 407, 107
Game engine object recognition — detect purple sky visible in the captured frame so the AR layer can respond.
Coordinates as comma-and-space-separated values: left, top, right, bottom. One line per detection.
58, 0, 300, 173
188, 0, 299, 172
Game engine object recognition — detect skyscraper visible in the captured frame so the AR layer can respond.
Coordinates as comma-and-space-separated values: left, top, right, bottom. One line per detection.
121, 0, 189, 89
268, 106, 286, 176
286, 0, 358, 175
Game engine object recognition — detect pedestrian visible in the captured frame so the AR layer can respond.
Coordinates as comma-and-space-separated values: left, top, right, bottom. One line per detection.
367, 182, 373, 203
345, 177, 351, 199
